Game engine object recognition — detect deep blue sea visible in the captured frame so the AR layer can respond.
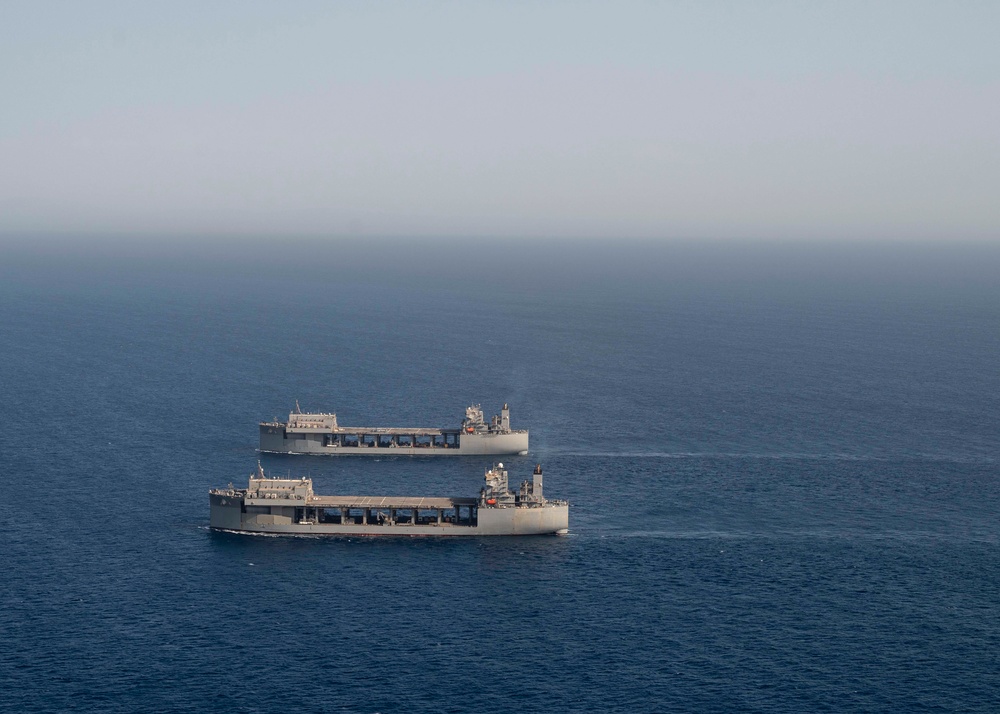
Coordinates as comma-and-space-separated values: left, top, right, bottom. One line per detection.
2, 238, 998, 713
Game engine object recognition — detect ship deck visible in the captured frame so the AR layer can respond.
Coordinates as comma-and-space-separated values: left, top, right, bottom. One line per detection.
243, 495, 479, 510
262, 423, 458, 435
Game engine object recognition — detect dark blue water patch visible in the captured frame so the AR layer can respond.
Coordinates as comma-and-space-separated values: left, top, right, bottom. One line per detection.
1, 239, 999, 712
5, 528, 998, 713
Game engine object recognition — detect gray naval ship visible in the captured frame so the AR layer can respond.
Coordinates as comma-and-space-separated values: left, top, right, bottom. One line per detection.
260, 403, 529, 456
209, 462, 568, 536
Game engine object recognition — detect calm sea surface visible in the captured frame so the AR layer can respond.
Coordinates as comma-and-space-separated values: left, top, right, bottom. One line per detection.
1, 239, 998, 713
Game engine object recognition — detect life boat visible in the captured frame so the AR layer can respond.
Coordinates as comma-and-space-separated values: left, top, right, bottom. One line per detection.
465, 427, 474, 433
486, 498, 497, 505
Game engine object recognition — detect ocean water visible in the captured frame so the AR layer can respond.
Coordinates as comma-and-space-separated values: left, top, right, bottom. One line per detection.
1, 239, 998, 713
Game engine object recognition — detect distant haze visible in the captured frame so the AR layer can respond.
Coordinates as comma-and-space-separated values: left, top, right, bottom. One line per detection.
2, 1, 998, 242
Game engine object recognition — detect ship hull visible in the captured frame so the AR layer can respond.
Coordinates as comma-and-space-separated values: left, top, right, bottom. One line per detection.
259, 425, 529, 456
209, 493, 567, 537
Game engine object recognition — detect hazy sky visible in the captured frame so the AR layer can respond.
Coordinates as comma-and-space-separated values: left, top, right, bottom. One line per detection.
2, 1, 998, 242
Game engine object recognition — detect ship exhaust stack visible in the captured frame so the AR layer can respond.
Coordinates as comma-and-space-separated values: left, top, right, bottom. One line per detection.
501, 403, 510, 431
533, 464, 543, 500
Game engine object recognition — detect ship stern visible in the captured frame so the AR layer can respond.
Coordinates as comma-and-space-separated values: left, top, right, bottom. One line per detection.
476, 505, 569, 535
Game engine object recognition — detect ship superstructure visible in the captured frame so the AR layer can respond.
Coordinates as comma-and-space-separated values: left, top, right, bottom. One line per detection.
209, 463, 568, 536
259, 403, 529, 456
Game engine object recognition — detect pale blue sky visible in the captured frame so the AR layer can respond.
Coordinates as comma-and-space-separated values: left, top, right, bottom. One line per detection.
2, 1, 997, 241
